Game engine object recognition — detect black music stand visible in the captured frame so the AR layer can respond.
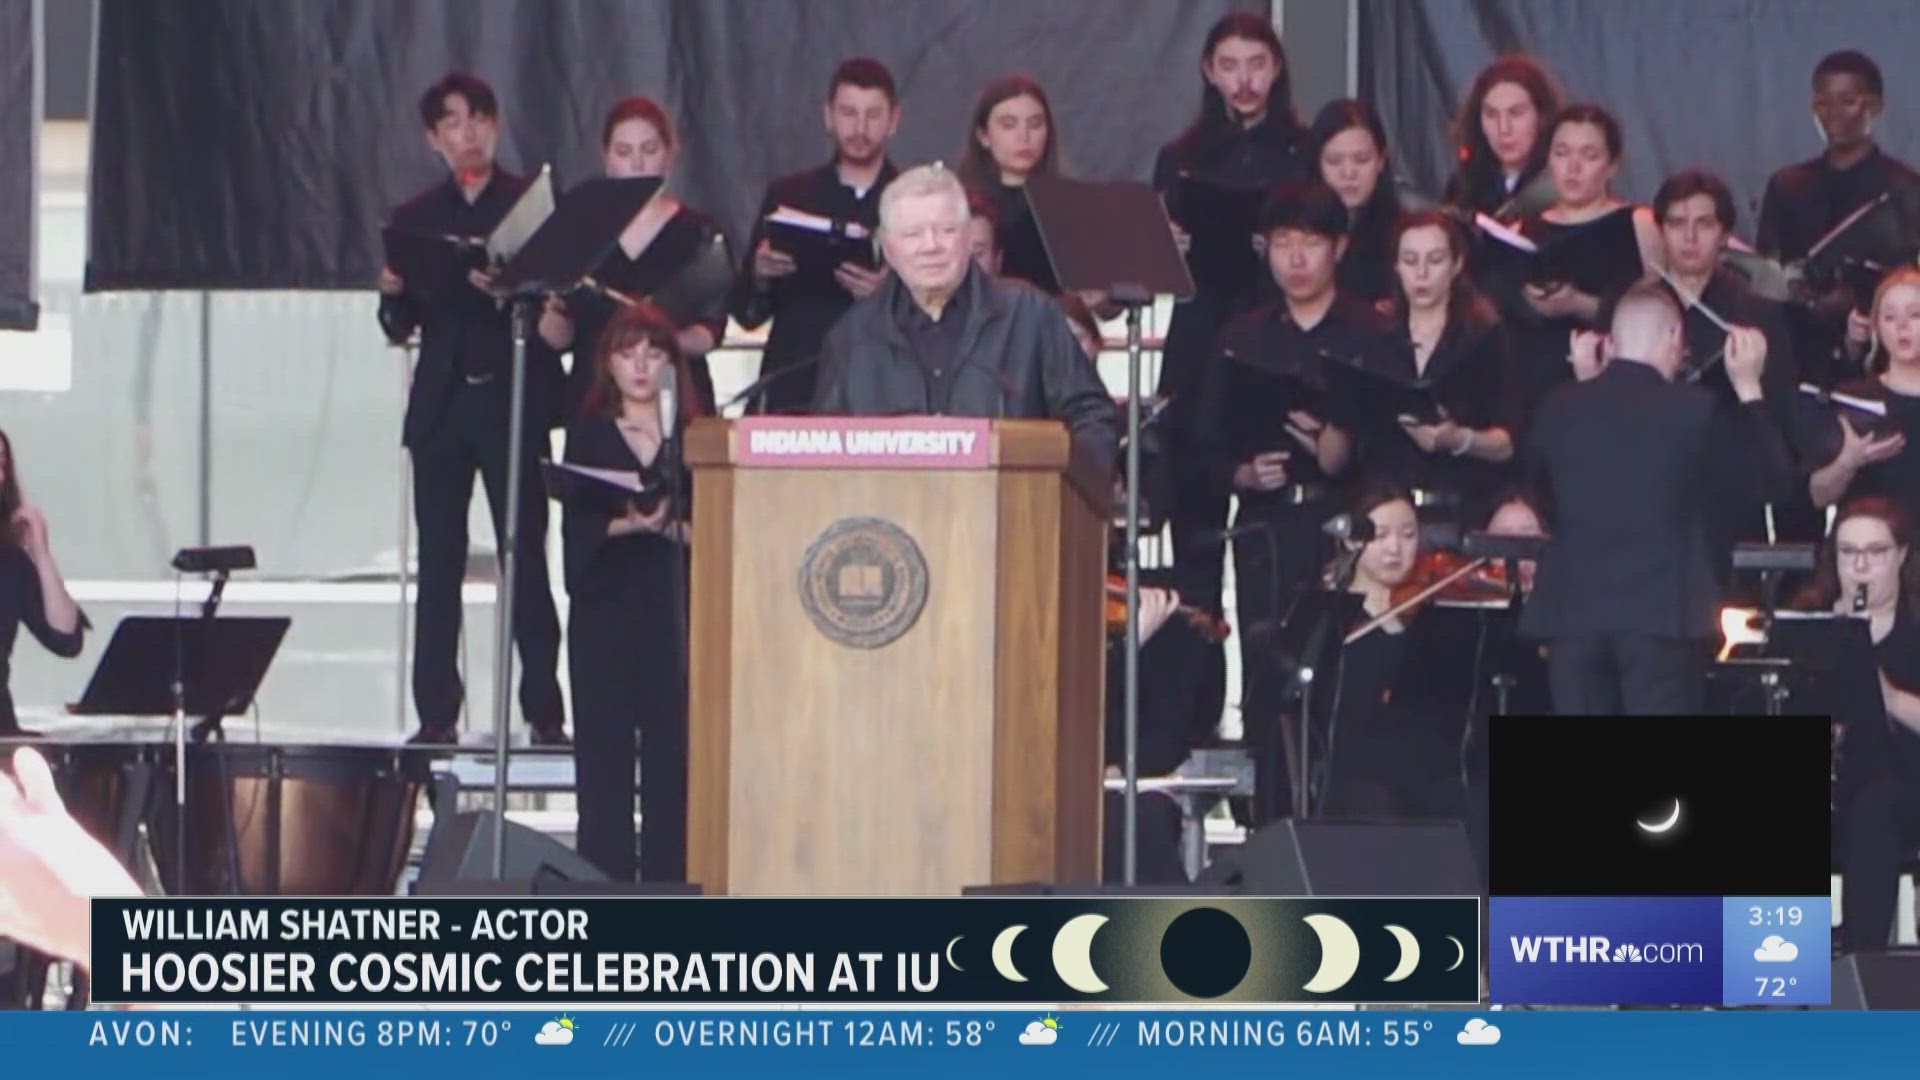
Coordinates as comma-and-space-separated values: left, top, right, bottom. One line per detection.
1025, 176, 1195, 884
481, 175, 660, 880
69, 615, 289, 894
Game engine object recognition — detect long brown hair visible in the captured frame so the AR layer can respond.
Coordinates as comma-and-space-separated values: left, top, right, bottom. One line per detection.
1385, 209, 1498, 327
0, 428, 20, 545
1795, 496, 1920, 611
1450, 55, 1561, 194
581, 303, 702, 427
957, 74, 1061, 184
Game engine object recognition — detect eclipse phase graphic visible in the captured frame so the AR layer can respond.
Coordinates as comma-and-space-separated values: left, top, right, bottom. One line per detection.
1301, 914, 1362, 994
991, 926, 1026, 982
1051, 915, 1110, 993
1636, 799, 1682, 835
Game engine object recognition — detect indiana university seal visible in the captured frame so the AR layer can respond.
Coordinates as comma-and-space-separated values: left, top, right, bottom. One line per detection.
796, 517, 930, 649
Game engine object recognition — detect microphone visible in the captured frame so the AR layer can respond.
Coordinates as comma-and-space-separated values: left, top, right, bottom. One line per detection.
1853, 582, 1869, 615
718, 356, 822, 414
657, 362, 678, 442
1322, 513, 1377, 543
171, 545, 256, 574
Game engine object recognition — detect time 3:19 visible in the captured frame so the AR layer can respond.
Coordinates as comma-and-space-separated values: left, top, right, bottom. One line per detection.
1747, 905, 1803, 927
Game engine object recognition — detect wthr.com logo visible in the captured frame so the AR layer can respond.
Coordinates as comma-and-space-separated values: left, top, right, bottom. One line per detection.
1508, 936, 1707, 965
1490, 898, 1723, 1005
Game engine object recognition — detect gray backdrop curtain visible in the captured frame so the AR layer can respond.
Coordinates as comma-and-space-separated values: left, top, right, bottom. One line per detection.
1, 0, 37, 328
1360, 0, 1920, 236
86, 0, 1260, 292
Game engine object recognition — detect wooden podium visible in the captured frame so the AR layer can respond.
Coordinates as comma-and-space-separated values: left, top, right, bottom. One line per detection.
681, 416, 1107, 896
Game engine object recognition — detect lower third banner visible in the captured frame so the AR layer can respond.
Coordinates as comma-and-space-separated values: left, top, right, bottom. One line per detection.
89, 896, 1480, 1005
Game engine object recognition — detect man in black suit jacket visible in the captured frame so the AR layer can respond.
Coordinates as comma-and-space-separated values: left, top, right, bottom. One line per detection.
376, 73, 567, 746
812, 164, 1118, 463
1521, 282, 1793, 715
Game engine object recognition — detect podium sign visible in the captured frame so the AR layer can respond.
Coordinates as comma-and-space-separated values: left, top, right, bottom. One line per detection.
683, 417, 1107, 896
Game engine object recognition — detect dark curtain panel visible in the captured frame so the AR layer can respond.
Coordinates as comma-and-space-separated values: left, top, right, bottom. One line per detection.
1361, 0, 1920, 234
86, 0, 1258, 292
1, 0, 37, 328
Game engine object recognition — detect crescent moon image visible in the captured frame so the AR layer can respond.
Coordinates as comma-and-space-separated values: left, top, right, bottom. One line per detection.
1051, 914, 1110, 994
945, 935, 963, 971
1301, 914, 1361, 994
1445, 935, 1466, 972
1636, 799, 1682, 834
1383, 925, 1420, 983
991, 926, 1028, 983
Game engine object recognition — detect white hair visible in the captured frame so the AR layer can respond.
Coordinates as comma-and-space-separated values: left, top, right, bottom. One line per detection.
878, 163, 971, 235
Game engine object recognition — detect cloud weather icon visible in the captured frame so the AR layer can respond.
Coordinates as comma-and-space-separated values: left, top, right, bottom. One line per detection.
1457, 1019, 1502, 1047
1019, 1020, 1059, 1046
535, 1019, 576, 1046
1755, 936, 1800, 963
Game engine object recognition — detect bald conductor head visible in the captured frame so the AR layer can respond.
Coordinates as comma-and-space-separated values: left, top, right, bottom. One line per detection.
1608, 279, 1685, 379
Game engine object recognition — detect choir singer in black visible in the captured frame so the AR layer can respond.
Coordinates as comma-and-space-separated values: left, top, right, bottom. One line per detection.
810, 164, 1118, 461
731, 59, 901, 415
559, 305, 695, 883
377, 72, 567, 746
1522, 282, 1792, 715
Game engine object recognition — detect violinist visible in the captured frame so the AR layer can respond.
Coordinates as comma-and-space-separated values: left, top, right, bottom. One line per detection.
545, 97, 732, 418
1442, 55, 1560, 220
1101, 566, 1228, 885
1313, 480, 1468, 821
1353, 210, 1516, 526
1792, 497, 1920, 948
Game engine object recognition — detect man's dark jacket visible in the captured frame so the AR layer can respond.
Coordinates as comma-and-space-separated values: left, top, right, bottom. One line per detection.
811, 265, 1119, 463
1520, 359, 1793, 642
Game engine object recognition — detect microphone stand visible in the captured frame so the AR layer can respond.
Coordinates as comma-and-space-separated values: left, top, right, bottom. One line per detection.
1114, 286, 1149, 887
489, 295, 536, 879
1294, 544, 1363, 819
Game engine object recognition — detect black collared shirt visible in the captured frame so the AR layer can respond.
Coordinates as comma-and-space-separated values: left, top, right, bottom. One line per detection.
381, 165, 526, 381
730, 160, 899, 414
893, 274, 973, 404
1758, 145, 1920, 263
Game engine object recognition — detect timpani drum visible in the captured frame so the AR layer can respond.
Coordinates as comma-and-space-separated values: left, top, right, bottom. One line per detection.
141, 742, 438, 896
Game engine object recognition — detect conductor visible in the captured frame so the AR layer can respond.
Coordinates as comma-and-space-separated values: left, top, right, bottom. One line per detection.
1522, 281, 1793, 714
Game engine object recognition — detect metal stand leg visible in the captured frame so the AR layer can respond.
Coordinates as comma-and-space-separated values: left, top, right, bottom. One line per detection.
396, 339, 416, 735
490, 305, 533, 878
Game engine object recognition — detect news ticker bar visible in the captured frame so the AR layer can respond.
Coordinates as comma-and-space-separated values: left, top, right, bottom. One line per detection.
1489, 896, 1831, 1006
90, 896, 1481, 1005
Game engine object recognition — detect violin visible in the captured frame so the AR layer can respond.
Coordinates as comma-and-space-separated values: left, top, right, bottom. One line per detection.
1345, 550, 1506, 645
1105, 572, 1231, 644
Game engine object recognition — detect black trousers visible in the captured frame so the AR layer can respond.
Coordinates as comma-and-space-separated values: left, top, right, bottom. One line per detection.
1547, 634, 1707, 716
1319, 773, 1468, 823
1100, 791, 1189, 885
1839, 775, 1920, 949
410, 382, 564, 729
568, 590, 688, 883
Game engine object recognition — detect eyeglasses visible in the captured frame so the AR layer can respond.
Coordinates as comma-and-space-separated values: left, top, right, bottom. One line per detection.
1839, 544, 1900, 564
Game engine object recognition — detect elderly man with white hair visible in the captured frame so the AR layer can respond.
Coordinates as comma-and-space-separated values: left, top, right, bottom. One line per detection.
811, 164, 1118, 462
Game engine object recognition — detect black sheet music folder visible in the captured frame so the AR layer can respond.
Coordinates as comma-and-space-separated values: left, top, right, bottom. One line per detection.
69, 616, 290, 717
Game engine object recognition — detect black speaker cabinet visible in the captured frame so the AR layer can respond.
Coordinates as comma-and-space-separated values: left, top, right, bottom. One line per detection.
1197, 819, 1480, 895
413, 810, 608, 894
1831, 950, 1920, 1010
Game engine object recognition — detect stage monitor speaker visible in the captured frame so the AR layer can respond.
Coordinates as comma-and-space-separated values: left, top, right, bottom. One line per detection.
962, 882, 1216, 897
413, 811, 607, 894
1197, 819, 1479, 895
1830, 950, 1920, 1009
